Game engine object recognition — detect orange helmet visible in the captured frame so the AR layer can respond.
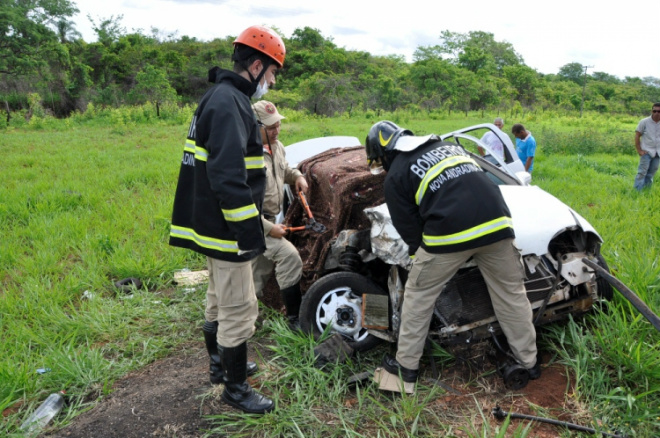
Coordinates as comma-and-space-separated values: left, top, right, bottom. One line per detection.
233, 25, 286, 68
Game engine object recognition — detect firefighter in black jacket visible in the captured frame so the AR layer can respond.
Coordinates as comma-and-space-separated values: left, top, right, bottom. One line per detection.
169, 25, 286, 414
365, 121, 540, 386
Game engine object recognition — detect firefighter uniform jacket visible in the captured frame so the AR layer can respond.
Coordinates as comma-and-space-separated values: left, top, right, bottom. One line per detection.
384, 139, 515, 256
261, 139, 303, 236
169, 69, 266, 262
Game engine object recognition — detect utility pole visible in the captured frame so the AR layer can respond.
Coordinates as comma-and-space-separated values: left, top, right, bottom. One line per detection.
580, 65, 594, 117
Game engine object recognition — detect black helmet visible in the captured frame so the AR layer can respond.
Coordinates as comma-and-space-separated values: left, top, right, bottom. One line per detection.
365, 120, 413, 173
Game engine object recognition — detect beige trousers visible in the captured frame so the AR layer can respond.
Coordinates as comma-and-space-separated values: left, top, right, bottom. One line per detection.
204, 257, 258, 348
396, 239, 537, 369
251, 235, 303, 297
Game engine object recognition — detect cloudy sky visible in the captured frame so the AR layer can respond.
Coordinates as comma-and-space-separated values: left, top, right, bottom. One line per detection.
71, 0, 659, 80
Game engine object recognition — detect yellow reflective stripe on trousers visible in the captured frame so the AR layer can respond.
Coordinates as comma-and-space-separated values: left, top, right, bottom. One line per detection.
415, 156, 478, 205
170, 225, 239, 253
245, 155, 264, 169
222, 204, 259, 222
423, 216, 513, 246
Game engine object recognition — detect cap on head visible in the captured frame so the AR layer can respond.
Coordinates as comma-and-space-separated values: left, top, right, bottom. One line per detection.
365, 120, 413, 173
233, 25, 286, 68
252, 100, 285, 126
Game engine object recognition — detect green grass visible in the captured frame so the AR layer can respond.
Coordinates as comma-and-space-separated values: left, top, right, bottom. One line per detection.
1, 107, 659, 436
205, 318, 500, 438
531, 150, 660, 437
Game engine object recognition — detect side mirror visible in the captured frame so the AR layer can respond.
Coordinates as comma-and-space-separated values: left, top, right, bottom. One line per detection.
515, 171, 532, 186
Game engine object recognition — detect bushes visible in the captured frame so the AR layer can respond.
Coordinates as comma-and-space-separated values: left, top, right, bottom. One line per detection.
539, 128, 634, 156
0, 103, 641, 162
66, 102, 195, 128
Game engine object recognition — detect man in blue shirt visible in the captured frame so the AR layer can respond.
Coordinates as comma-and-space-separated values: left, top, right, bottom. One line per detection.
512, 123, 536, 172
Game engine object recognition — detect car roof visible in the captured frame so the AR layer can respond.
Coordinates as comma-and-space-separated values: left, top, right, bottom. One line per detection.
285, 136, 361, 168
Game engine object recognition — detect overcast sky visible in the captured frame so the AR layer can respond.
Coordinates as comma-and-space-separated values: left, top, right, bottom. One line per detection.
71, 0, 659, 80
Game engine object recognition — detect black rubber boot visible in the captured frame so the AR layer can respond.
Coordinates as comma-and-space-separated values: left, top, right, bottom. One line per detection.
381, 354, 419, 383
202, 321, 224, 384
202, 321, 258, 385
221, 343, 275, 414
528, 357, 542, 380
280, 283, 302, 330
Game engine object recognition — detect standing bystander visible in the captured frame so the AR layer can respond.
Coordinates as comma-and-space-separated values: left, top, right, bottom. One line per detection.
511, 123, 536, 173
479, 117, 506, 160
633, 103, 660, 191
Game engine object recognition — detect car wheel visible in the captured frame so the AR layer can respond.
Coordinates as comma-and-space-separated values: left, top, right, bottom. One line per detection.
595, 254, 614, 301
502, 363, 530, 390
114, 277, 143, 293
299, 272, 387, 353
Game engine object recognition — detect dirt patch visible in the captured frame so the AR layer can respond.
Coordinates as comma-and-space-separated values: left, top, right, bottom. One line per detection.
48, 345, 214, 438
45, 344, 576, 438
416, 350, 577, 437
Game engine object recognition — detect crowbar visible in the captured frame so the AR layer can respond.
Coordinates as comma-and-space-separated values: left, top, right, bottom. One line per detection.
492, 406, 627, 437
582, 257, 660, 333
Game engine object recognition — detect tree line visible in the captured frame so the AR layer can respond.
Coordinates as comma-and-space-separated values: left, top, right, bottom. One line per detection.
2, 0, 660, 122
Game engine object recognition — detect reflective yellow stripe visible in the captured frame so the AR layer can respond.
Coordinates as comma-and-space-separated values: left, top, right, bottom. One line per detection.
184, 143, 262, 169
245, 155, 264, 169
184, 139, 195, 154
194, 145, 209, 162
170, 225, 239, 253
415, 156, 477, 205
423, 216, 513, 246
222, 204, 259, 222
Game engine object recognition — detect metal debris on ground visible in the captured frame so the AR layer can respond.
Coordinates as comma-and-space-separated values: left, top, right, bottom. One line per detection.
313, 333, 354, 369
114, 277, 143, 293
373, 367, 415, 394
173, 270, 209, 287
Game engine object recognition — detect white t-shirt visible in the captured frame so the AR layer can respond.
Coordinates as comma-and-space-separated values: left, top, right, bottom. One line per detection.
480, 130, 505, 158
636, 116, 660, 157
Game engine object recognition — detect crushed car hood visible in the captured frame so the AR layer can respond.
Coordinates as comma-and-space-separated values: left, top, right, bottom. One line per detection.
499, 185, 600, 256
365, 185, 601, 267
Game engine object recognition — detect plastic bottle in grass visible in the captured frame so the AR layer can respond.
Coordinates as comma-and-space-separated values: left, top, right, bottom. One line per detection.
19, 391, 66, 434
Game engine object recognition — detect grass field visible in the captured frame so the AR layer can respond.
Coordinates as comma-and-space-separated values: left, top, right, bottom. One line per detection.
1, 108, 659, 437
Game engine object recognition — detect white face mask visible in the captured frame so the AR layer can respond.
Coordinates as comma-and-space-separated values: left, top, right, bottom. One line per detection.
369, 159, 385, 175
252, 78, 269, 99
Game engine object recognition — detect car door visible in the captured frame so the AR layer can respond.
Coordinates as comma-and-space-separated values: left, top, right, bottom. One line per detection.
440, 123, 530, 185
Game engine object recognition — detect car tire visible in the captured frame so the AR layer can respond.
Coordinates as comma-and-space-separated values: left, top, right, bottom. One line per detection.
502, 363, 530, 390
595, 254, 614, 301
299, 272, 387, 353
114, 277, 143, 293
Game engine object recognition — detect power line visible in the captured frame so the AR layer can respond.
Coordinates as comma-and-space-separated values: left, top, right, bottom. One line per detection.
580, 65, 594, 117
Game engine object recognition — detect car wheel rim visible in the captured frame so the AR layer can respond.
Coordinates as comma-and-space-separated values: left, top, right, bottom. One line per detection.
315, 286, 369, 342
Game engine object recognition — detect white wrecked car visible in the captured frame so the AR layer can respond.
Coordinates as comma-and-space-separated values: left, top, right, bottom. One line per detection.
281, 124, 611, 385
